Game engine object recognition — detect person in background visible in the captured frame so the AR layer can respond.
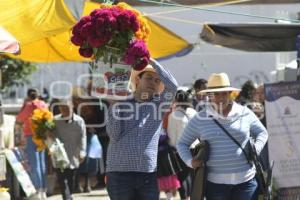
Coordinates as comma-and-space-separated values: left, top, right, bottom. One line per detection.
157, 110, 181, 200
79, 83, 110, 189
168, 90, 197, 200
253, 84, 265, 123
71, 87, 108, 191
40, 88, 49, 102
74, 98, 105, 193
253, 84, 269, 171
106, 58, 178, 200
16, 88, 48, 200
53, 99, 86, 200
86, 98, 109, 190
177, 73, 268, 200
192, 79, 207, 111
235, 80, 256, 107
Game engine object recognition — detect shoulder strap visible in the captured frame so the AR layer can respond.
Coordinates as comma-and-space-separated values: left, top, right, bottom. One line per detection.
212, 118, 251, 163
177, 109, 191, 120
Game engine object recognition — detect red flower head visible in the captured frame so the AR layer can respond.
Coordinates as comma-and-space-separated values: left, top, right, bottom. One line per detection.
80, 22, 95, 38
71, 2, 150, 65
87, 35, 107, 48
124, 40, 150, 71
72, 16, 92, 37
70, 35, 85, 46
92, 9, 118, 32
79, 48, 93, 58
116, 10, 140, 32
134, 56, 150, 71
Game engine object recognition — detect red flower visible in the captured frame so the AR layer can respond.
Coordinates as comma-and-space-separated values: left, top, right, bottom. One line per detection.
70, 35, 85, 46
72, 16, 92, 36
93, 9, 118, 31
71, 3, 150, 65
133, 56, 149, 71
117, 10, 139, 32
87, 36, 107, 48
79, 48, 93, 58
80, 22, 95, 38
124, 40, 150, 70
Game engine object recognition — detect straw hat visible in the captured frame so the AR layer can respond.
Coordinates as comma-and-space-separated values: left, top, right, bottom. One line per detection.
129, 64, 165, 93
200, 73, 240, 93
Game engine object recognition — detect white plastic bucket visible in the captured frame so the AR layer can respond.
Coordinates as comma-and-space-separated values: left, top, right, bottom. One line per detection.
91, 61, 132, 100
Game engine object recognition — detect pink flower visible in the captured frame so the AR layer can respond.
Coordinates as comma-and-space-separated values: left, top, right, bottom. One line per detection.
79, 48, 93, 58
124, 40, 150, 70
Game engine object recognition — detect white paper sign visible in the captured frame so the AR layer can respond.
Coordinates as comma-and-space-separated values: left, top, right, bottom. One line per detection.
265, 81, 300, 188
5, 148, 36, 197
91, 62, 133, 100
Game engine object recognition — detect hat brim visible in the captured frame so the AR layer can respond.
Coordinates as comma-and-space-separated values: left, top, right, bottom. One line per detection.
199, 87, 240, 93
129, 66, 165, 93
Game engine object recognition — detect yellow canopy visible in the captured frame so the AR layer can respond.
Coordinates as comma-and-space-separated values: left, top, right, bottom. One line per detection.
0, 0, 192, 62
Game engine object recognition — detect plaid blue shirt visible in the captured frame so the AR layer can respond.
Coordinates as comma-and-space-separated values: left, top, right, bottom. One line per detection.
106, 60, 178, 172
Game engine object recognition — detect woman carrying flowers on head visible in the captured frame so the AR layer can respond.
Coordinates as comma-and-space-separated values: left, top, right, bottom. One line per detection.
16, 88, 48, 200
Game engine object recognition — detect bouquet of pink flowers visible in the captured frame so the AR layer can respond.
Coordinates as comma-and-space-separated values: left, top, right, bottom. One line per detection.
71, 2, 151, 71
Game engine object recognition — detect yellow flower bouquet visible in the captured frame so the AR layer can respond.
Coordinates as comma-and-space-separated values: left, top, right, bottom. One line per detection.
31, 108, 55, 151
31, 108, 70, 170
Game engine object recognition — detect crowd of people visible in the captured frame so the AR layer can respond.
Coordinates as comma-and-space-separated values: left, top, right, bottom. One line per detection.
13, 58, 269, 200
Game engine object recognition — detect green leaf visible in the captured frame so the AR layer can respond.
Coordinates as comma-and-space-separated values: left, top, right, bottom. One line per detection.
0, 56, 37, 91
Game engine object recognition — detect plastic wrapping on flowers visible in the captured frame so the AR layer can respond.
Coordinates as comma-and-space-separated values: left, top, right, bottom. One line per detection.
45, 138, 70, 171
71, 2, 151, 71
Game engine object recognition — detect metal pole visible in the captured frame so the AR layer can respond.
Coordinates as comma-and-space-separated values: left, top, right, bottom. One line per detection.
297, 35, 300, 81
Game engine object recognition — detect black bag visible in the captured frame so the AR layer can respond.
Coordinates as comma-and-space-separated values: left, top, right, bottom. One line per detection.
191, 140, 210, 162
212, 119, 274, 200
157, 145, 182, 177
248, 139, 274, 200
190, 140, 209, 200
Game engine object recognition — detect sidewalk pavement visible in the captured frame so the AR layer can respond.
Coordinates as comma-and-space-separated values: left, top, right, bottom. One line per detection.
47, 189, 181, 200
47, 189, 110, 200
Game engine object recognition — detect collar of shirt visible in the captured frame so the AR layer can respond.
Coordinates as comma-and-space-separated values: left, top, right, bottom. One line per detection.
206, 102, 239, 120
55, 113, 76, 123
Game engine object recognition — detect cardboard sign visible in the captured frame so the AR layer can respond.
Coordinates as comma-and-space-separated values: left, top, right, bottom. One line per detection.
265, 81, 300, 188
5, 148, 36, 197
91, 62, 132, 100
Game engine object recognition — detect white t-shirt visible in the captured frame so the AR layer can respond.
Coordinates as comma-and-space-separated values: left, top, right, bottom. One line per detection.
167, 107, 197, 147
